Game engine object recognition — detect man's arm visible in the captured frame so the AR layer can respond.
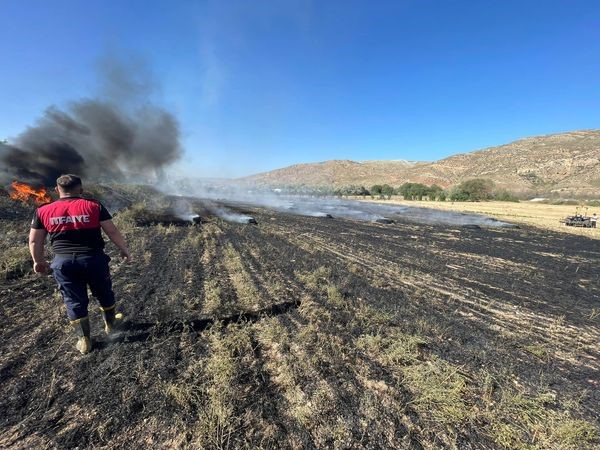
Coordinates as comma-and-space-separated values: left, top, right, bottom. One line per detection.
100, 220, 131, 260
29, 228, 50, 273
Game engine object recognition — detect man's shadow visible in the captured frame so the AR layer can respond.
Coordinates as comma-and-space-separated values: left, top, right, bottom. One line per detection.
94, 299, 301, 349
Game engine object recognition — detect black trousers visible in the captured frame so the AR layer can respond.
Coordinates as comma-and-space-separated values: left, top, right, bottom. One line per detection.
51, 253, 116, 320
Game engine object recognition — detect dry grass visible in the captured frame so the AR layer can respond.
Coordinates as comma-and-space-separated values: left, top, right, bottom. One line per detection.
364, 198, 600, 238
0, 246, 31, 280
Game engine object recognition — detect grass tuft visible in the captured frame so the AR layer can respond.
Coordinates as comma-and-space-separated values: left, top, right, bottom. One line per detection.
0, 246, 31, 280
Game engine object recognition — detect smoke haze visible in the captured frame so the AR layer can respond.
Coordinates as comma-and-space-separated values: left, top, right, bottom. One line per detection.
164, 180, 517, 228
0, 57, 182, 186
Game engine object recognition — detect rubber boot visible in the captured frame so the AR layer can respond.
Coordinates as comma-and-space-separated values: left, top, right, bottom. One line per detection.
100, 305, 123, 334
71, 317, 92, 354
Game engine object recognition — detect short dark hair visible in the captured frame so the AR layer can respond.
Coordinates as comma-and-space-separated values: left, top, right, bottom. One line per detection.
56, 174, 82, 192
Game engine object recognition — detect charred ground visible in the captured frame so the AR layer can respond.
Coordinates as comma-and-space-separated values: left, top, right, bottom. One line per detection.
0, 187, 599, 449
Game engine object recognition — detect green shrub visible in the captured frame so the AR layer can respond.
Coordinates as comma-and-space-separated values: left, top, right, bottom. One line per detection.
450, 178, 496, 201
493, 189, 520, 202
427, 184, 443, 201
380, 184, 394, 199
399, 182, 431, 200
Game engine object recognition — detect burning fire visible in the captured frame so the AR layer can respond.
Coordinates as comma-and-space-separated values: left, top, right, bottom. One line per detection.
9, 181, 52, 205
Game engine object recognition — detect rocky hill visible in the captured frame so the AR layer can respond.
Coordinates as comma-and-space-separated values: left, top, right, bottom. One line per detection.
243, 130, 600, 196
242, 159, 424, 188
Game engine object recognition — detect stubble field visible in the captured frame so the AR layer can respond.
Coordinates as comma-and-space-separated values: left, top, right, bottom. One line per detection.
363, 198, 600, 239
1, 188, 599, 449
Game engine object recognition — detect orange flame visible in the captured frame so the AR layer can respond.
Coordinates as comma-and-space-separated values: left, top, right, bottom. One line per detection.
9, 181, 52, 205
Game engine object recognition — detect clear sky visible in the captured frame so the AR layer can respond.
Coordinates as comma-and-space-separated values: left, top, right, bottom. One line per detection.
1, 0, 599, 178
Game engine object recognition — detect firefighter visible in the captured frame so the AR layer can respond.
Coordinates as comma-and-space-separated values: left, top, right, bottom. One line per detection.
29, 174, 131, 354
591, 213, 597, 228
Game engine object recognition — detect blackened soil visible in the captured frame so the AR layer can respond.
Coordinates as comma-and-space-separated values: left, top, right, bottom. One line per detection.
1, 204, 599, 449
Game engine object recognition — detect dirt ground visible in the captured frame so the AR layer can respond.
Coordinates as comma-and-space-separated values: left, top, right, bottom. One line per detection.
362, 198, 600, 239
1, 192, 599, 449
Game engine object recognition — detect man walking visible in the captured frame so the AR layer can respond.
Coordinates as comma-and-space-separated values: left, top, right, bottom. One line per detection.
29, 174, 131, 354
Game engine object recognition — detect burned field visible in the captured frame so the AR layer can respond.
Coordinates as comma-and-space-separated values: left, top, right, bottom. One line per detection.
1, 190, 599, 449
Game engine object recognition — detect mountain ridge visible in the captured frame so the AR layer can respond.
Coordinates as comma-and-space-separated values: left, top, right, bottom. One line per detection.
241, 130, 600, 195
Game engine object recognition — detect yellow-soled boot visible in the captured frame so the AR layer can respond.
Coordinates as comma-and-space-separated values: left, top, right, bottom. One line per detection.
100, 305, 123, 335
71, 317, 92, 354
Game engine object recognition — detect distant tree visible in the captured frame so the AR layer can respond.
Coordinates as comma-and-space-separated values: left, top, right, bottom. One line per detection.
399, 182, 430, 200
381, 184, 394, 199
492, 189, 520, 202
428, 184, 443, 201
398, 183, 411, 199
357, 186, 370, 197
371, 185, 383, 197
438, 190, 447, 201
449, 186, 469, 201
335, 185, 370, 197
450, 179, 495, 201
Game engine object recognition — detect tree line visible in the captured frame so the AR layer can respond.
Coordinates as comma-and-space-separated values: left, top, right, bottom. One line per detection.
331, 179, 519, 202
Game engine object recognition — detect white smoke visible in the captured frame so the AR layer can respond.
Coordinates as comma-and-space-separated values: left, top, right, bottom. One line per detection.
162, 178, 516, 228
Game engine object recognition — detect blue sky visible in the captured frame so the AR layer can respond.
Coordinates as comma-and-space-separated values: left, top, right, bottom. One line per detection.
1, 0, 599, 178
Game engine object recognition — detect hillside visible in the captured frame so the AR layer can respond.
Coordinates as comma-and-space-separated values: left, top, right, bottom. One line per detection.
243, 130, 600, 195
242, 159, 423, 188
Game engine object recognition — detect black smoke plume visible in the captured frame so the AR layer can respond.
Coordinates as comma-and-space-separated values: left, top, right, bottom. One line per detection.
0, 58, 182, 187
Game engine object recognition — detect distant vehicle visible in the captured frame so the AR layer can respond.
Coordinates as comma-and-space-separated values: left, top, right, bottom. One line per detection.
561, 207, 594, 228
562, 215, 593, 227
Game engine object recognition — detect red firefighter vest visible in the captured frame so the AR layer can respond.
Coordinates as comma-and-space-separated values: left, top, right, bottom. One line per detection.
32, 197, 111, 254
